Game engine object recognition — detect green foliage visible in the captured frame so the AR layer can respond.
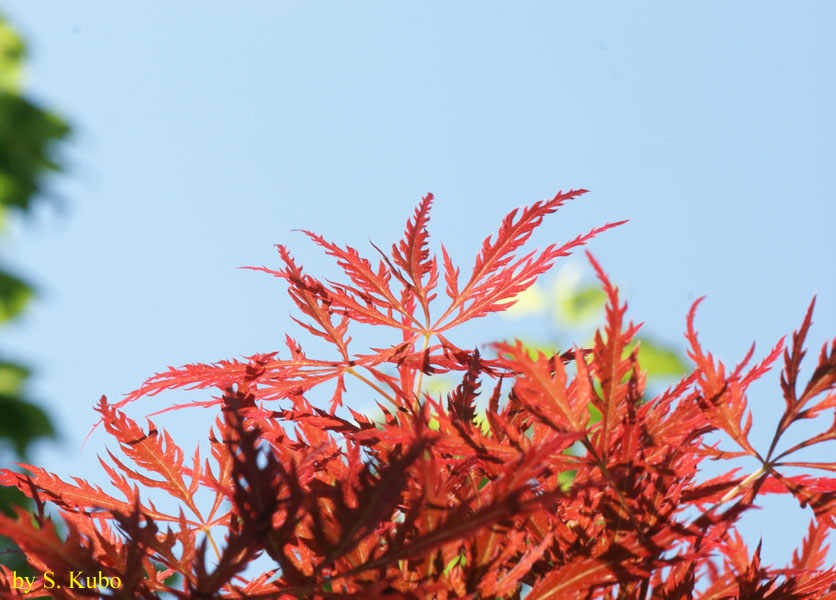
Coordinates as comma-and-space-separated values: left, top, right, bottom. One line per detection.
0, 19, 23, 92
0, 12, 66, 460
0, 92, 69, 216
0, 361, 51, 456
503, 260, 690, 384
0, 11, 68, 577
625, 337, 690, 378
0, 271, 32, 325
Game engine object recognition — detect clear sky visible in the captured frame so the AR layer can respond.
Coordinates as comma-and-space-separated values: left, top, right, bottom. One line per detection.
2, 1, 835, 569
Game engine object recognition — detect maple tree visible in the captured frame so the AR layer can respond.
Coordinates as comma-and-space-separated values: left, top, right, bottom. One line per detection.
1, 189, 836, 599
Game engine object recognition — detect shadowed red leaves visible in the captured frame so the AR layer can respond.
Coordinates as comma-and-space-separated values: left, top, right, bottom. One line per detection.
2, 190, 836, 598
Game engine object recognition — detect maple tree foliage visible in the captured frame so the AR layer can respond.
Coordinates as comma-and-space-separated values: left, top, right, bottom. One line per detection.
1, 190, 836, 599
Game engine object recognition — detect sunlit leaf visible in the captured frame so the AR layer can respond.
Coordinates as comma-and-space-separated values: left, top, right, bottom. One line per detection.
629, 336, 691, 379
0, 18, 23, 92
557, 283, 607, 324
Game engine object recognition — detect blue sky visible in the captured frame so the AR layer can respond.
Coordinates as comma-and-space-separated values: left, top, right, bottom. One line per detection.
2, 2, 835, 569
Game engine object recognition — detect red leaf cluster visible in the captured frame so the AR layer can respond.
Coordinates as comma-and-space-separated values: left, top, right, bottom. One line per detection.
2, 190, 836, 598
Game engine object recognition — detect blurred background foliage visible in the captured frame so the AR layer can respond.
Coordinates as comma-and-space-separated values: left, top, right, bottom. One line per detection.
499, 260, 690, 382
0, 11, 69, 572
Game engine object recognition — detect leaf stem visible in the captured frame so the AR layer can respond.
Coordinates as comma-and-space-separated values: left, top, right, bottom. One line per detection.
719, 464, 766, 504
414, 332, 432, 407
347, 367, 398, 407
206, 528, 222, 561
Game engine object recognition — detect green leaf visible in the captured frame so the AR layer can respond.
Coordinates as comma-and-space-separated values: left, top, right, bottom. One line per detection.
505, 338, 559, 362
558, 469, 576, 491
0, 94, 70, 215
0, 394, 54, 456
0, 18, 23, 92
0, 361, 29, 395
0, 270, 33, 323
629, 337, 690, 379
556, 284, 606, 325
500, 283, 547, 319
442, 552, 465, 575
